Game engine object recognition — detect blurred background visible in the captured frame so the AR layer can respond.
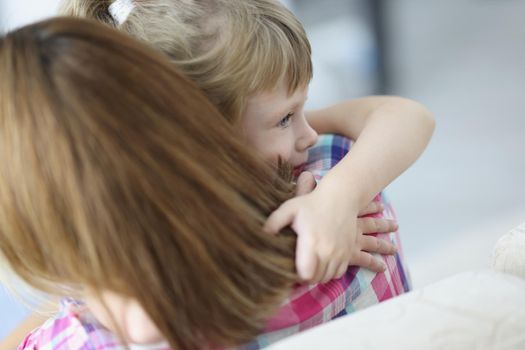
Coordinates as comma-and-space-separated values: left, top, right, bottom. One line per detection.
1, 0, 524, 341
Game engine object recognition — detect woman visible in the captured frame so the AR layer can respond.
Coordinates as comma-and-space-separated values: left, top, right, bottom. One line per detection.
0, 17, 297, 350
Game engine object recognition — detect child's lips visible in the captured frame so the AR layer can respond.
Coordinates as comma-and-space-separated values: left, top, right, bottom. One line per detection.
292, 163, 306, 178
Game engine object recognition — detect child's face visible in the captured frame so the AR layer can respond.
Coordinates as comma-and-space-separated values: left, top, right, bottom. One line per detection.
241, 81, 318, 171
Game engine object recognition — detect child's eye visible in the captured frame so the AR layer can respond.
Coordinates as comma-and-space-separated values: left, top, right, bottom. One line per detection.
277, 113, 293, 128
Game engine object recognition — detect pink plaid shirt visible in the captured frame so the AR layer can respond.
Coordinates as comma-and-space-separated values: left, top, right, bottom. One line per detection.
18, 135, 411, 350
241, 135, 411, 349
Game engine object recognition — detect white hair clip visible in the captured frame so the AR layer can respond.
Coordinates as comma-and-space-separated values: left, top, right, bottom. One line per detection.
109, 0, 135, 25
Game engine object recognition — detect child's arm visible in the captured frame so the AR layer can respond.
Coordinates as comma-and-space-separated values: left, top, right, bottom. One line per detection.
306, 96, 435, 202
265, 96, 434, 283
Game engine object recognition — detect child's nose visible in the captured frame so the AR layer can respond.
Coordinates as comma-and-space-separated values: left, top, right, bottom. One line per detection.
296, 121, 318, 152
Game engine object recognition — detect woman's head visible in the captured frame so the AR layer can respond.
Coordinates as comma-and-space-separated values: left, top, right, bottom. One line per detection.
60, 1, 313, 120
0, 17, 296, 349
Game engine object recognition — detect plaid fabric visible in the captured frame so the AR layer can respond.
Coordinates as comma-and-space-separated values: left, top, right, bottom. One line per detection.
19, 134, 411, 350
241, 134, 412, 349
17, 299, 170, 350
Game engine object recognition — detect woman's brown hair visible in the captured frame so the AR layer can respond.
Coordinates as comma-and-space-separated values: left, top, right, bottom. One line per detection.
0, 17, 297, 349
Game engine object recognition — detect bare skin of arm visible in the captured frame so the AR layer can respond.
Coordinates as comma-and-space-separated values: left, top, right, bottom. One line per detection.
306, 95, 435, 208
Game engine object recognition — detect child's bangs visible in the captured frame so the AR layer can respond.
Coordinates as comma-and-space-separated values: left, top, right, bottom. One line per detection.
247, 22, 312, 95
281, 31, 313, 94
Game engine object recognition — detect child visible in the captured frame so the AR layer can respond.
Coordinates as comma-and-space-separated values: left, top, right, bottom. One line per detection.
58, 0, 435, 346
0, 17, 303, 350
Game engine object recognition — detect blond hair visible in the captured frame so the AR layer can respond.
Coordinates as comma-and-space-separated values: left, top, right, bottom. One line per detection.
0, 17, 297, 350
59, 0, 313, 123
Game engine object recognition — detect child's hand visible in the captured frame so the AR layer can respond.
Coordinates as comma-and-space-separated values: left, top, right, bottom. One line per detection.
294, 171, 317, 196
264, 177, 398, 284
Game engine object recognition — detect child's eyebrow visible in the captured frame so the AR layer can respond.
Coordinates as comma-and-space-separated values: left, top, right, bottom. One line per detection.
277, 95, 308, 116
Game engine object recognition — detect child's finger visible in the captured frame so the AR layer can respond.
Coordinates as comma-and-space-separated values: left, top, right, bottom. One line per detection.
358, 217, 398, 234
311, 258, 328, 284
358, 201, 384, 216
359, 235, 397, 255
295, 171, 316, 196
352, 251, 387, 273
295, 234, 318, 282
263, 200, 298, 234
334, 263, 348, 279
320, 260, 339, 284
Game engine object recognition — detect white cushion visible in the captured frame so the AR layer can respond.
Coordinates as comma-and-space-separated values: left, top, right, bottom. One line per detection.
267, 270, 525, 350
